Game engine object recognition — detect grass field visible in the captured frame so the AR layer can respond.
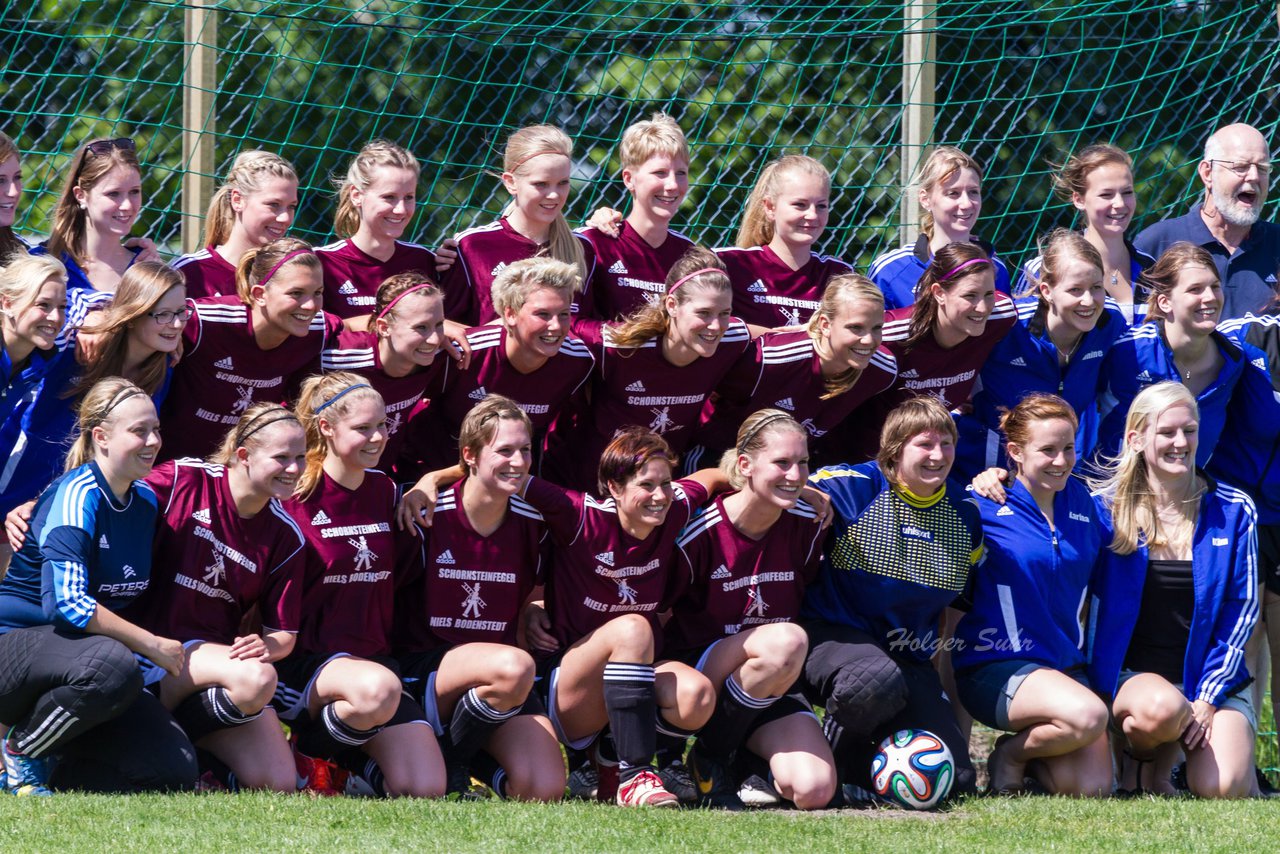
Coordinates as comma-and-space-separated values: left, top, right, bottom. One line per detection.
0, 793, 1273, 853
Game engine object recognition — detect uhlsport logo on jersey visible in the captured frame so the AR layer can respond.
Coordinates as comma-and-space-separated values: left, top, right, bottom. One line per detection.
192, 508, 212, 525
595, 550, 615, 567
338, 281, 357, 295
311, 509, 332, 526
469, 386, 487, 401
437, 549, 456, 565
215, 356, 234, 370
608, 260, 628, 275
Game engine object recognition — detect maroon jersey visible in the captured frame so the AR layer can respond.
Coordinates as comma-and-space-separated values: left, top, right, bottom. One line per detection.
523, 475, 709, 649
174, 246, 237, 299
841, 294, 1017, 459
316, 238, 437, 320
161, 296, 341, 460
694, 330, 898, 461
136, 459, 305, 644
410, 324, 595, 472
715, 245, 853, 328
577, 223, 694, 321
321, 327, 445, 469
543, 320, 752, 490
441, 218, 596, 325
397, 478, 546, 651
665, 494, 823, 652
283, 471, 406, 658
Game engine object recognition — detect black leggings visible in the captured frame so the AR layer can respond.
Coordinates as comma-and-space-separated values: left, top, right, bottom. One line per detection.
0, 626, 197, 792
801, 619, 975, 796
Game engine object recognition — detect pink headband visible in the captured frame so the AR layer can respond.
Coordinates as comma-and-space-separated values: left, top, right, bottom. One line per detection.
668, 267, 724, 294
510, 149, 568, 173
258, 249, 315, 288
377, 282, 436, 320
939, 258, 990, 281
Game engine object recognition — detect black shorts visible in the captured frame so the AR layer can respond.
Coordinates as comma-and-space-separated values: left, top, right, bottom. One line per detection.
272, 652, 407, 722
1260, 523, 1280, 596
400, 646, 547, 737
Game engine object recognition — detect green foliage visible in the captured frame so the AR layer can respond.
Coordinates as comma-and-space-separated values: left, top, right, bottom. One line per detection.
0, 1, 1276, 268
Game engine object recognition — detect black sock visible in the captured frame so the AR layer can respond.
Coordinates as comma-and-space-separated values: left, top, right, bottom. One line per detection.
195, 748, 240, 792
172, 687, 263, 743
446, 688, 520, 766
602, 662, 656, 783
655, 716, 695, 768
295, 702, 380, 759
696, 675, 776, 762
472, 751, 509, 798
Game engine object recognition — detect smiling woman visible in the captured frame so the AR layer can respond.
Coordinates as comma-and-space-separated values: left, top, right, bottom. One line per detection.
0, 377, 197, 795
159, 237, 342, 461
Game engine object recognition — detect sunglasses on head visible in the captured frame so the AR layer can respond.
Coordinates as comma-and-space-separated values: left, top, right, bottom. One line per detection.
84, 137, 136, 158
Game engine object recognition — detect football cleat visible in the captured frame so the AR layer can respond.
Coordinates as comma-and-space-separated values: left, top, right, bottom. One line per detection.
615, 768, 679, 808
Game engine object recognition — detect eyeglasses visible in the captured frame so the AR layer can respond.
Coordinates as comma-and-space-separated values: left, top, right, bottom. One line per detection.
1207, 159, 1272, 178
84, 137, 136, 158
148, 307, 193, 325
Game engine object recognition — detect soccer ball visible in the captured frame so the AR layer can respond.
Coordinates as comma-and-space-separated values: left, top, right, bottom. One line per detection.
870, 729, 955, 810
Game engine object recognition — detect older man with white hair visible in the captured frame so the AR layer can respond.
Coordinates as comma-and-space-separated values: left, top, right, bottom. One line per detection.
1136, 123, 1280, 319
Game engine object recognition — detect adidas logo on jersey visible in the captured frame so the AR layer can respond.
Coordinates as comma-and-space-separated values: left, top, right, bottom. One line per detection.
311, 509, 332, 526
1254, 357, 1267, 369
99, 535, 110, 549
438, 549, 456, 565
491, 262, 508, 277
1010, 356, 1027, 367
901, 368, 920, 379
215, 356, 234, 370
469, 386, 487, 401
1268, 274, 1278, 284
608, 260, 628, 275
747, 280, 768, 293
996, 505, 1015, 517
338, 281, 357, 295
1135, 370, 1153, 382
192, 508, 211, 525
710, 565, 731, 580
595, 551, 615, 566
626, 380, 646, 393
775, 397, 795, 411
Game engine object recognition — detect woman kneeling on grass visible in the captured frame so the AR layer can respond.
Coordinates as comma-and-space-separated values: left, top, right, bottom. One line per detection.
665, 409, 835, 810
1090, 381, 1259, 798
801, 396, 981, 801
959, 394, 1112, 795
0, 379, 195, 794
277, 373, 444, 797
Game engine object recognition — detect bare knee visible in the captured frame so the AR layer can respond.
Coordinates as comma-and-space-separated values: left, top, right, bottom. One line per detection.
484, 648, 535, 707
505, 767, 567, 803
751, 624, 808, 683
347, 670, 402, 720
603, 614, 654, 661
1056, 694, 1109, 743
236, 763, 297, 793
783, 764, 837, 811
1128, 691, 1189, 744
226, 660, 278, 712
382, 766, 445, 799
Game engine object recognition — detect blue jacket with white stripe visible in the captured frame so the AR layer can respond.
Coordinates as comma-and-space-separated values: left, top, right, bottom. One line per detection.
952, 477, 1105, 673
1207, 314, 1280, 524
1096, 321, 1260, 467
954, 296, 1127, 481
1086, 477, 1259, 704
0, 461, 158, 633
